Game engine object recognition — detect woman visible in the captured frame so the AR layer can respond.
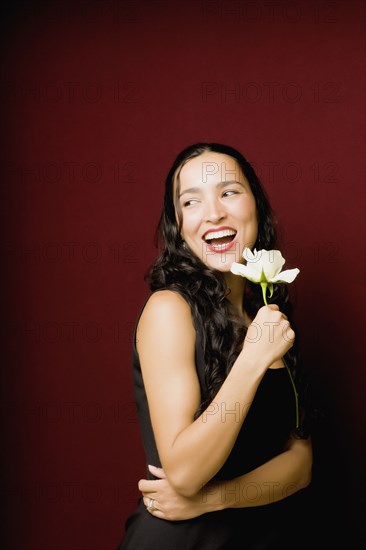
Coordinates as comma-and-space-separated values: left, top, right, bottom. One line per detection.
116, 143, 313, 549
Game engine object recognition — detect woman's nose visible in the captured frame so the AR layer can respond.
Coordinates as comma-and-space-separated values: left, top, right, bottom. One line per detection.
203, 198, 225, 223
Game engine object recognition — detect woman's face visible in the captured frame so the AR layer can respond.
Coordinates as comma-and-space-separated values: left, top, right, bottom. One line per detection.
175, 151, 258, 272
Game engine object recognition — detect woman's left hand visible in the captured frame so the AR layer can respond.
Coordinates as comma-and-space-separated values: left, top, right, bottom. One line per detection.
138, 464, 215, 521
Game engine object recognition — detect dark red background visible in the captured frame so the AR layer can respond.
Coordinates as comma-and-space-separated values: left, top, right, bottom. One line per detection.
1, 1, 365, 548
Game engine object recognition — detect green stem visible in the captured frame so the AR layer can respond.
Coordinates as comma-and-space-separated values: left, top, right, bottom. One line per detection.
260, 282, 299, 429
260, 283, 268, 306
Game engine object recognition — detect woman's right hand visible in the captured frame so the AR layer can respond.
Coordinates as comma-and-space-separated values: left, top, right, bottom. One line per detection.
240, 304, 295, 371
139, 465, 221, 520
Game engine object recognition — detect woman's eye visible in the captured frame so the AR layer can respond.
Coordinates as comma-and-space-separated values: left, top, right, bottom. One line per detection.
183, 199, 198, 207
223, 190, 238, 197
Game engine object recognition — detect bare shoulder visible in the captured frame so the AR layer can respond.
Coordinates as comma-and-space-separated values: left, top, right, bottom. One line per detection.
137, 290, 196, 351
139, 290, 193, 323
146, 289, 190, 306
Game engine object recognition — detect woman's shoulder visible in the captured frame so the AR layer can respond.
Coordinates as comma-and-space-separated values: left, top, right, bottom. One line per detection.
147, 288, 190, 306
137, 289, 195, 335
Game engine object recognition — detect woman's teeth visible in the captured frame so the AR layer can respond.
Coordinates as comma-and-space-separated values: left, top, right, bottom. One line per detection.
204, 229, 236, 245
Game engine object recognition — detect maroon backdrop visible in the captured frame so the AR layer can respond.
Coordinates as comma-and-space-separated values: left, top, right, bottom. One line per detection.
1, 1, 365, 548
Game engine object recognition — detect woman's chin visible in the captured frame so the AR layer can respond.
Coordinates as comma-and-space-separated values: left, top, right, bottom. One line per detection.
204, 258, 238, 272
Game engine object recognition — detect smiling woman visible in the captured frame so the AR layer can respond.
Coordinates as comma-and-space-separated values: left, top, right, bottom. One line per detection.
115, 143, 315, 550
175, 152, 258, 272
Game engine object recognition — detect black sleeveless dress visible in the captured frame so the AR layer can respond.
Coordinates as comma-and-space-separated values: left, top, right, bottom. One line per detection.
115, 291, 300, 550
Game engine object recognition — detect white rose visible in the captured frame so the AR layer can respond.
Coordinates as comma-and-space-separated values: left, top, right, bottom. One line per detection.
231, 248, 300, 287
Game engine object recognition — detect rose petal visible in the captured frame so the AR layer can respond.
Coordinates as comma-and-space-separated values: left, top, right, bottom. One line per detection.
271, 250, 286, 272
243, 247, 256, 261
271, 268, 300, 283
245, 250, 284, 280
230, 262, 262, 282
261, 250, 285, 279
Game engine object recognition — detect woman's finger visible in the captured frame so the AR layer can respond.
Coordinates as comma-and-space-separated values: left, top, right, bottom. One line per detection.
143, 496, 156, 507
143, 496, 165, 518
138, 478, 160, 493
148, 464, 166, 478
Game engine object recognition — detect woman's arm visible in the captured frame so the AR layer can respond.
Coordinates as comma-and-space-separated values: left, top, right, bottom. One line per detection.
137, 290, 295, 497
139, 436, 312, 521
210, 435, 312, 509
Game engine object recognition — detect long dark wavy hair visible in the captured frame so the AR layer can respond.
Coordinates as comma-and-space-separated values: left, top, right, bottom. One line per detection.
145, 143, 313, 438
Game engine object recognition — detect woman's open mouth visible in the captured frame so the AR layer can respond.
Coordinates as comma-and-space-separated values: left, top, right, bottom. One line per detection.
202, 228, 237, 252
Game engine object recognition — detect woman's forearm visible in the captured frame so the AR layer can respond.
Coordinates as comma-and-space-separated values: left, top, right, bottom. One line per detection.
201, 437, 313, 512
164, 355, 265, 497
